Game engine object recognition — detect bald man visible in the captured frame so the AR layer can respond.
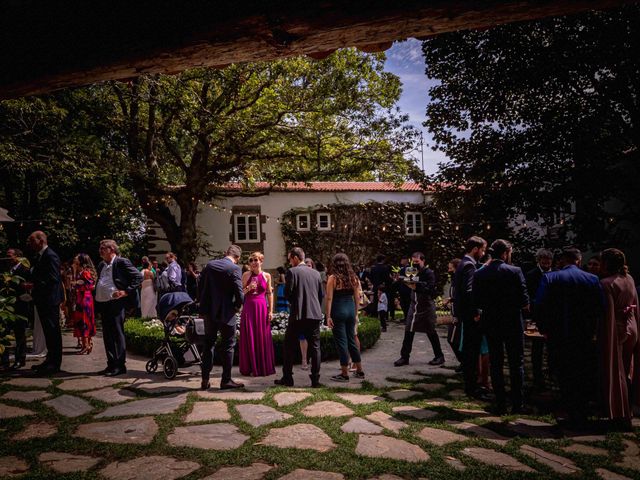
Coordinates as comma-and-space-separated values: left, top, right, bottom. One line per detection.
27, 231, 64, 374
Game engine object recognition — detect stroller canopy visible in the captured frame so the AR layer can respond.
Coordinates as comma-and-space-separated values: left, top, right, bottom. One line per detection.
157, 292, 194, 321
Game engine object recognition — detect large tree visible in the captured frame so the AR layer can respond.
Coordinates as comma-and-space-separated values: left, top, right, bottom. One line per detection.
422, 5, 640, 256
92, 49, 419, 261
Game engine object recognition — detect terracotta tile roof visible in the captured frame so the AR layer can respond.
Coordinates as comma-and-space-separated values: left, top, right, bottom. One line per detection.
218, 181, 431, 192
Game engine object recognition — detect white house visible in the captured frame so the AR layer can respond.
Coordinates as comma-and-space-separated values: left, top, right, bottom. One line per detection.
149, 182, 431, 270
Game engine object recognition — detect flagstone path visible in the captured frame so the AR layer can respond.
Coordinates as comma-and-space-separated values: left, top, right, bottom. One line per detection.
0, 321, 639, 479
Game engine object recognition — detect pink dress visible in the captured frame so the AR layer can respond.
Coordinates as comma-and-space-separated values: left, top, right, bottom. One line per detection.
239, 272, 276, 376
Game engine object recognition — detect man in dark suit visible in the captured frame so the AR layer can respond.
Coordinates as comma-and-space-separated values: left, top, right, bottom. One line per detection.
536, 247, 604, 426
198, 245, 244, 390
6, 248, 32, 370
394, 252, 444, 366
27, 231, 64, 374
525, 248, 553, 389
95, 239, 143, 376
453, 235, 487, 398
275, 247, 324, 387
473, 239, 530, 413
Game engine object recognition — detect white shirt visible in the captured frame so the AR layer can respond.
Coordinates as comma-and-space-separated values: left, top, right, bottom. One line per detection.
377, 292, 388, 312
95, 255, 118, 302
165, 260, 181, 285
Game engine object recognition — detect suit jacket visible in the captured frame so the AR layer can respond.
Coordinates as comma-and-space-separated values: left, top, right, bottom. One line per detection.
97, 256, 143, 309
406, 266, 437, 332
453, 255, 478, 319
535, 264, 604, 344
286, 264, 323, 322
369, 262, 391, 288
198, 257, 243, 326
473, 260, 529, 335
31, 246, 64, 307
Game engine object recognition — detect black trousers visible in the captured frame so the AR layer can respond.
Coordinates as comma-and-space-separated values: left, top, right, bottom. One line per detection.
400, 329, 444, 360
97, 299, 127, 370
486, 330, 524, 409
531, 341, 545, 387
553, 338, 596, 422
13, 318, 27, 363
447, 321, 464, 364
35, 302, 62, 369
282, 319, 321, 382
378, 310, 388, 329
201, 321, 236, 384
462, 316, 483, 394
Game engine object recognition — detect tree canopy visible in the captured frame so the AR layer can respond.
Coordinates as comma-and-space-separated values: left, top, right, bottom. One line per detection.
422, 5, 639, 256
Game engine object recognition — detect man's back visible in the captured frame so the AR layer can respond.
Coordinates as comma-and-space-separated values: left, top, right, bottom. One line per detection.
199, 257, 243, 325
536, 265, 603, 341
286, 264, 323, 321
473, 260, 528, 328
453, 256, 476, 316
370, 263, 391, 287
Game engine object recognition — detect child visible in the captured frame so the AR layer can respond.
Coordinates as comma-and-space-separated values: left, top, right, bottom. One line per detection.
377, 285, 388, 332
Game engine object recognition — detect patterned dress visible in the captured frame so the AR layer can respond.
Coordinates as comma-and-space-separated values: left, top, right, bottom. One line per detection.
72, 269, 96, 338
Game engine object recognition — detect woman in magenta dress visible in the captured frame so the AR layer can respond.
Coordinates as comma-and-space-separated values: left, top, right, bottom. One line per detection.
239, 251, 276, 376
72, 253, 97, 354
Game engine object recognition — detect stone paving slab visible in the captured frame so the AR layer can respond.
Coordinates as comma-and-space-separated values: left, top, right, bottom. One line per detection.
445, 456, 466, 471
273, 392, 311, 407
57, 376, 132, 391
236, 403, 292, 427
100, 455, 200, 480
74, 417, 158, 444
366, 411, 408, 433
596, 468, 633, 480
168, 423, 249, 450
1, 390, 51, 402
199, 390, 265, 401
616, 439, 640, 471
335, 393, 383, 405
392, 405, 438, 420
186, 401, 231, 422
0, 402, 35, 419
414, 383, 445, 392
202, 463, 274, 480
562, 444, 609, 456
356, 434, 429, 462
367, 475, 404, 480
462, 447, 535, 472
507, 418, 558, 439
95, 393, 187, 418
447, 420, 509, 445
341, 417, 384, 434
301, 400, 354, 418
5, 377, 52, 388
82, 387, 137, 404
133, 377, 202, 394
257, 424, 336, 452
44, 394, 93, 417
416, 426, 467, 446
39, 451, 102, 473
278, 469, 344, 480
0, 456, 29, 477
12, 422, 57, 441
520, 444, 581, 474
415, 367, 457, 377
386, 389, 421, 401
424, 398, 452, 407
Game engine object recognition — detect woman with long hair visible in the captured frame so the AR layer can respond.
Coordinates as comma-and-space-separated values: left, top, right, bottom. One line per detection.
140, 257, 157, 318
599, 248, 640, 429
71, 253, 97, 354
325, 252, 365, 382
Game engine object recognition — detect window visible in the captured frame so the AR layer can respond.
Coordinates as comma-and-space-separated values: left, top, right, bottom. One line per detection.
405, 212, 423, 236
234, 214, 260, 243
316, 212, 332, 231
296, 213, 310, 231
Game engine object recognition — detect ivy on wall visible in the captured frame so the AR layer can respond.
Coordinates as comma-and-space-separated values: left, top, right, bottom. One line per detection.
281, 201, 465, 288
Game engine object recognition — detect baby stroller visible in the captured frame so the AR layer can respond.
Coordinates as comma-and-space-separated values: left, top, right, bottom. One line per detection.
145, 292, 205, 379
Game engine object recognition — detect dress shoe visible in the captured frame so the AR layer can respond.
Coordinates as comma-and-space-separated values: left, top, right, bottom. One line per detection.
393, 357, 409, 367
105, 367, 127, 377
454, 363, 464, 373
200, 379, 210, 391
9, 361, 25, 371
220, 380, 244, 390
274, 378, 294, 387
31, 362, 49, 371
428, 356, 445, 366
36, 365, 60, 376
97, 367, 112, 375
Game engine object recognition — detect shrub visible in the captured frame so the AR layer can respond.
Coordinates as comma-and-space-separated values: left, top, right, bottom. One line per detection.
124, 315, 381, 365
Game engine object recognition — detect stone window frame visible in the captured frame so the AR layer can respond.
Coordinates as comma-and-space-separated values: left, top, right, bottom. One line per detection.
296, 213, 311, 231
316, 212, 332, 231
405, 211, 424, 236
233, 213, 261, 243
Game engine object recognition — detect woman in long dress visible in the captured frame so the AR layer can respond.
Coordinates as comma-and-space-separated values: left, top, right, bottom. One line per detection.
239, 251, 275, 376
140, 258, 157, 318
599, 248, 640, 429
71, 253, 97, 354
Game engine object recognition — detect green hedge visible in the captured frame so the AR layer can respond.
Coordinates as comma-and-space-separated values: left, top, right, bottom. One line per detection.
124, 316, 381, 365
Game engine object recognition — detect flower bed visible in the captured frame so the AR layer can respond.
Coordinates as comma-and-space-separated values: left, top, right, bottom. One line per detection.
124, 313, 381, 365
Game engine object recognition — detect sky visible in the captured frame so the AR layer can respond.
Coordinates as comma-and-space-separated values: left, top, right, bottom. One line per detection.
383, 38, 449, 176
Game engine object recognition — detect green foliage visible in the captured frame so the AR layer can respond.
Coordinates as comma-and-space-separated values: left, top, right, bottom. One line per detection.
422, 5, 640, 260
281, 201, 464, 289
0, 271, 27, 354
123, 315, 381, 364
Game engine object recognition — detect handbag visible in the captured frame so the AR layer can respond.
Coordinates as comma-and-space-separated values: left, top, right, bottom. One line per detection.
358, 290, 371, 310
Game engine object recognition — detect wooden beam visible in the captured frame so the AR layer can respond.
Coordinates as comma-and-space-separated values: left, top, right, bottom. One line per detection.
0, 0, 630, 99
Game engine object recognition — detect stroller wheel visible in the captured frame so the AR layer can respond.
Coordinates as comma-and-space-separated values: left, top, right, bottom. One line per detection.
163, 356, 178, 379
145, 359, 158, 373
